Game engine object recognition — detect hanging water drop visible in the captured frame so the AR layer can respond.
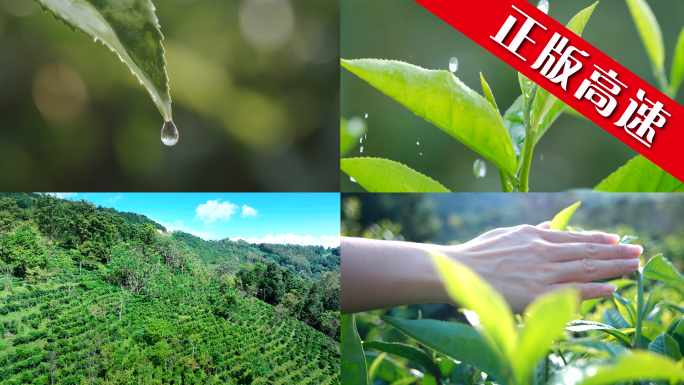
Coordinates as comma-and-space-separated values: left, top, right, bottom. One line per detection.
360, 146, 364, 153
350, 176, 357, 183
537, 0, 549, 14
161, 121, 179, 146
473, 159, 487, 178
449, 57, 458, 73
364, 113, 368, 118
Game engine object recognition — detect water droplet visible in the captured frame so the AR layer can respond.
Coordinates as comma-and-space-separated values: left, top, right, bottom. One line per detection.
360, 146, 364, 153
419, 152, 422, 156
360, 138, 363, 143
364, 113, 368, 118
364, 134, 367, 139
540, 154, 544, 161
449, 57, 458, 73
537, 0, 549, 14
350, 176, 357, 183
473, 159, 487, 178
161, 121, 179, 146
416, 141, 420, 145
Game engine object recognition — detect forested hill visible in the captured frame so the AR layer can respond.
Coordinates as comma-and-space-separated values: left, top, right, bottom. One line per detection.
172, 232, 340, 280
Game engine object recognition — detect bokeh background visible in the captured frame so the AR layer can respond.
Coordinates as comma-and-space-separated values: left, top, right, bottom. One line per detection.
0, 0, 338, 191
341, 0, 684, 192
341, 193, 684, 381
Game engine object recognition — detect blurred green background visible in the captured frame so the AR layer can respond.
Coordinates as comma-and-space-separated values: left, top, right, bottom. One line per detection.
341, 0, 684, 192
0, 0, 338, 191
341, 193, 684, 380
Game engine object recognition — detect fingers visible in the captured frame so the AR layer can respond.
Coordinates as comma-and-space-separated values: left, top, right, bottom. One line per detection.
551, 242, 642, 262
536, 221, 551, 229
550, 282, 618, 301
540, 230, 620, 245
552, 258, 640, 283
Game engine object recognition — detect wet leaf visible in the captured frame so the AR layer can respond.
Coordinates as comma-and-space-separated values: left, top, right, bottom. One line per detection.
625, 0, 665, 71
595, 155, 684, 192
341, 157, 450, 193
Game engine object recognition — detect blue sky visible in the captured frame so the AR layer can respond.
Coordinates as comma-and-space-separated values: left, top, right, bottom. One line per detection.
49, 193, 340, 247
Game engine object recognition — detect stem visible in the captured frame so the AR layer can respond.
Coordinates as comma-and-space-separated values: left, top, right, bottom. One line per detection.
635, 268, 644, 349
470, 369, 482, 385
557, 349, 568, 366
520, 84, 539, 193
499, 169, 512, 192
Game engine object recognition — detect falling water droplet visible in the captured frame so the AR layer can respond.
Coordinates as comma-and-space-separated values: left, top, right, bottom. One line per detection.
473, 159, 487, 178
416, 141, 420, 145
360, 137, 363, 143
360, 146, 364, 153
540, 154, 544, 161
350, 176, 357, 183
419, 152, 423, 156
364, 134, 367, 139
449, 57, 458, 73
161, 121, 179, 146
364, 113, 369, 118
537, 0, 549, 14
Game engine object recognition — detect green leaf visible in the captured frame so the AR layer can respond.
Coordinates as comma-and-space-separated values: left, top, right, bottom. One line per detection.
643, 254, 684, 284
566, 321, 633, 345
603, 308, 631, 330
514, 289, 578, 385
365, 352, 409, 383
380, 316, 507, 382
341, 117, 367, 157
625, 0, 665, 70
558, 338, 628, 357
547, 351, 684, 385
566, 2, 599, 36
649, 332, 682, 360
368, 352, 389, 383
502, 95, 526, 158
613, 292, 637, 327
671, 25, 684, 97
34, 0, 172, 122
429, 251, 516, 364
595, 155, 684, 192
480, 72, 499, 113
550, 201, 581, 231
436, 357, 459, 378
341, 59, 517, 175
581, 279, 635, 315
341, 157, 450, 192
390, 378, 418, 385
363, 341, 439, 377
620, 235, 639, 244
564, 106, 589, 120
341, 314, 369, 385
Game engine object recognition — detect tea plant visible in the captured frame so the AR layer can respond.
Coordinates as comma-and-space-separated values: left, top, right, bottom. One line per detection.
341, 202, 684, 385
341, 0, 684, 192
32, 0, 178, 145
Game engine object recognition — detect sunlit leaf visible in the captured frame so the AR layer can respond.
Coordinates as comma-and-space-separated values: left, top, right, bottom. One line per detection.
671, 25, 684, 97
341, 314, 369, 385
566, 320, 633, 345
380, 316, 506, 381
613, 292, 637, 327
34, 0, 172, 121
503, 95, 526, 158
643, 254, 684, 284
550, 201, 581, 231
429, 251, 516, 362
364, 341, 439, 377
603, 308, 631, 330
514, 289, 578, 385
558, 338, 628, 357
625, 0, 665, 71
480, 72, 499, 113
341, 59, 517, 175
648, 332, 682, 361
547, 352, 684, 385
620, 235, 639, 244
581, 280, 635, 315
341, 157, 450, 193
595, 155, 684, 192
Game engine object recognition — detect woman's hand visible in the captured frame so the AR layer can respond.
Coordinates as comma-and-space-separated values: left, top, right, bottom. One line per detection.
442, 222, 641, 313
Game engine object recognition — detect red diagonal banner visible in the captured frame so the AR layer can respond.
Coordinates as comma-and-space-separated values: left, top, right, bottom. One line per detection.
414, 0, 683, 181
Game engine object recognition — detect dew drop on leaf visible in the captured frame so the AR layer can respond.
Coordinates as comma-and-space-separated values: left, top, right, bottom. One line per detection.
473, 159, 487, 178
449, 57, 458, 73
350, 176, 357, 183
161, 121, 179, 146
537, 0, 549, 14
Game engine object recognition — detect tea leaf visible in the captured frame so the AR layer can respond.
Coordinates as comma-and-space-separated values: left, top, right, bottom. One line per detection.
595, 155, 684, 192
380, 316, 506, 381
613, 293, 637, 327
566, 321, 633, 345
648, 332, 682, 361
363, 341, 439, 378
620, 235, 639, 244
603, 308, 631, 330
671, 25, 684, 97
341, 59, 517, 175
547, 352, 684, 385
479, 72, 499, 113
341, 157, 450, 193
514, 289, 578, 385
341, 314, 369, 385
429, 251, 516, 362
503, 95, 526, 158
34, 0, 172, 121
558, 338, 628, 357
625, 0, 665, 71
581, 280, 636, 315
643, 254, 684, 284
550, 201, 581, 231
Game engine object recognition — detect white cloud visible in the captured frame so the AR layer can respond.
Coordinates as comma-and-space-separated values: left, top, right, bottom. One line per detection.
104, 195, 123, 204
45, 193, 78, 199
232, 233, 340, 248
195, 199, 239, 223
153, 219, 218, 240
241, 205, 258, 217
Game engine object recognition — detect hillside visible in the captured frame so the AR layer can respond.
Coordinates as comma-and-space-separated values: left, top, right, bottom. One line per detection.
0, 194, 340, 384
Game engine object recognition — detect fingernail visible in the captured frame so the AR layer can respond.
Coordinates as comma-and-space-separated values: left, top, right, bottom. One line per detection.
602, 284, 618, 295
627, 245, 643, 257
625, 259, 641, 270
606, 234, 620, 243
